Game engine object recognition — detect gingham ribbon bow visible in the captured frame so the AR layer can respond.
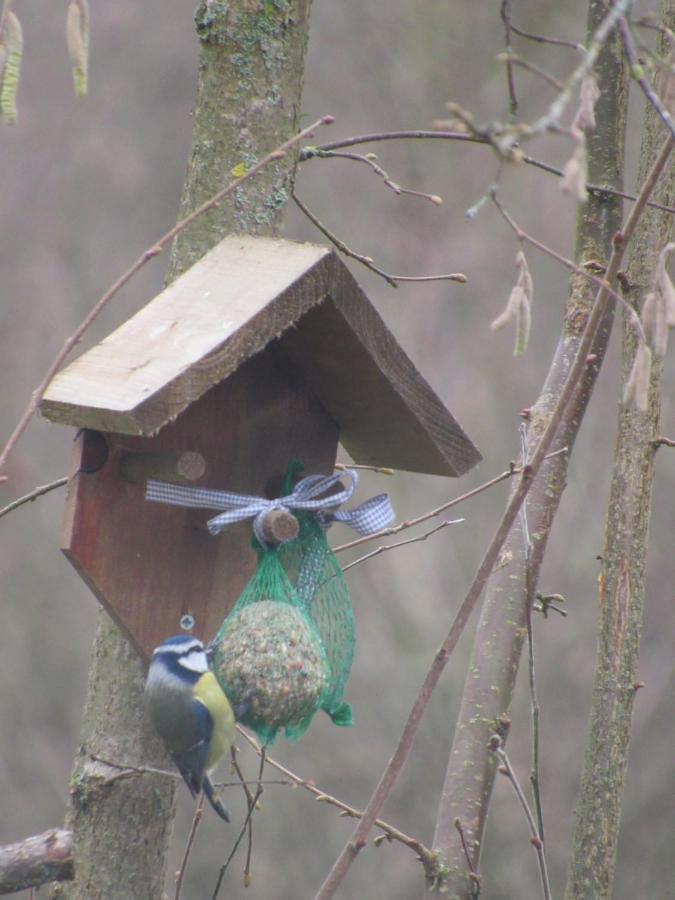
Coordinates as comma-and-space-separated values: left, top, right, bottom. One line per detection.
145, 469, 394, 545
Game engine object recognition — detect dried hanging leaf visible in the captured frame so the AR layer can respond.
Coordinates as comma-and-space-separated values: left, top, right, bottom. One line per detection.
624, 341, 652, 413
642, 292, 668, 359
514, 289, 532, 357
560, 135, 588, 203
66, 0, 89, 97
491, 250, 534, 356
575, 75, 600, 131
0, 12, 23, 125
655, 242, 675, 327
491, 285, 525, 332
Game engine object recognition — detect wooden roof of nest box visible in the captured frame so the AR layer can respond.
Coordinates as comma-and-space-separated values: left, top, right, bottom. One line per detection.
41, 236, 481, 656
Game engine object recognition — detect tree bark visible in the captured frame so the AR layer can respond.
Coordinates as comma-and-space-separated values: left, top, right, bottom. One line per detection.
51, 3, 313, 897
428, 4, 629, 896
564, 3, 675, 895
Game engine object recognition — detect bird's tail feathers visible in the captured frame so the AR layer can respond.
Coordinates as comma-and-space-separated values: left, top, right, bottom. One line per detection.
203, 774, 230, 822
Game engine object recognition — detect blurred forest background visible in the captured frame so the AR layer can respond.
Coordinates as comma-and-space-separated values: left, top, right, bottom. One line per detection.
1, 1, 673, 898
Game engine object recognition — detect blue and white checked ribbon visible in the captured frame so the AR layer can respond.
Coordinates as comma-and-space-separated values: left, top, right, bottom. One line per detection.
145, 469, 394, 545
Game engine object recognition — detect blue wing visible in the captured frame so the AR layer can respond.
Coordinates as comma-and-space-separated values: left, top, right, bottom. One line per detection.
171, 701, 230, 822
172, 699, 213, 797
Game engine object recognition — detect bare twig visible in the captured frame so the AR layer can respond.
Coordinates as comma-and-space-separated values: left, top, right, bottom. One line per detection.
88, 752, 286, 788
534, 592, 568, 617
494, 745, 552, 900
453, 819, 481, 898
292, 192, 466, 287
500, 1, 519, 116
211, 748, 266, 899
491, 191, 647, 343
503, 0, 634, 152
631, 14, 675, 48
653, 434, 675, 447
618, 15, 675, 140
174, 795, 204, 900
302, 132, 675, 215
520, 156, 675, 214
498, 51, 565, 91
300, 129, 479, 155
333, 449, 568, 556
508, 20, 586, 51
229, 746, 255, 887
0, 477, 67, 520
312, 133, 674, 900
308, 148, 442, 205
0, 116, 334, 478
235, 728, 432, 865
341, 518, 464, 574
525, 578, 546, 845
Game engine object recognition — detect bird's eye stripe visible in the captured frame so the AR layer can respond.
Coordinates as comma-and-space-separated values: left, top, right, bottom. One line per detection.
178, 649, 208, 673
153, 637, 203, 657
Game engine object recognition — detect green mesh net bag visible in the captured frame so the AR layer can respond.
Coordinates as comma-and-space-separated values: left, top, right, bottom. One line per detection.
145, 463, 394, 745
212, 511, 354, 744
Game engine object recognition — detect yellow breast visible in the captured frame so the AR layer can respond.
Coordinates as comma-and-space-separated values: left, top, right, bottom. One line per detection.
193, 671, 236, 772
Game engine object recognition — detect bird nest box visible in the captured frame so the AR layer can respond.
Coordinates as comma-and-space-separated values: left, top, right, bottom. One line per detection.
41, 236, 481, 657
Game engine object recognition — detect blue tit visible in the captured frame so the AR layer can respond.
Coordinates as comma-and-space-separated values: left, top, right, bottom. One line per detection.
145, 635, 236, 822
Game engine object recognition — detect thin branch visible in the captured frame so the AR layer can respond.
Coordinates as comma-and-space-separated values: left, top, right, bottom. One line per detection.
334, 467, 513, 553
312, 132, 674, 900
341, 518, 464, 574
229, 746, 255, 887
525, 576, 546, 844
0, 116, 334, 478
235, 728, 432, 865
333, 449, 568, 556
302, 132, 675, 215
453, 819, 481, 898
494, 746, 552, 900
521, 156, 675, 214
174, 795, 204, 900
0, 829, 73, 894
491, 191, 648, 343
631, 14, 675, 48
653, 434, 675, 447
88, 753, 287, 788
509, 21, 586, 51
498, 51, 565, 91
211, 748, 266, 899
534, 592, 568, 617
0, 477, 67, 520
301, 129, 479, 155
309, 148, 442, 205
505, 0, 634, 151
618, 15, 675, 140
292, 192, 466, 287
500, 1, 519, 116
510, 31, 584, 52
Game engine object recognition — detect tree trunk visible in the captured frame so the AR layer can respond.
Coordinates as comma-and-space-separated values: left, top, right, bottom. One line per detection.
428, 3, 629, 896
564, 3, 675, 895
52, 3, 313, 897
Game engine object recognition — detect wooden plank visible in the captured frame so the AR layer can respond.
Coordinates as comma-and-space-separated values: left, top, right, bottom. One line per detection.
280, 259, 482, 477
42, 237, 333, 434
62, 348, 339, 659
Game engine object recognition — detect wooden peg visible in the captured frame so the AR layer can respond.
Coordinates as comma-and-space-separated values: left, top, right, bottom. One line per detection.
119, 451, 206, 485
259, 508, 299, 545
